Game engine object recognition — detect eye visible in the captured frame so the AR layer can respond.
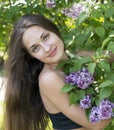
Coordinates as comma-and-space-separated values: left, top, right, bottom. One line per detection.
43, 34, 49, 40
32, 45, 40, 53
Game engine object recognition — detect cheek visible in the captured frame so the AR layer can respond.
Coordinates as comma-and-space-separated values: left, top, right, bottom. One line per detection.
58, 40, 64, 49
33, 50, 44, 60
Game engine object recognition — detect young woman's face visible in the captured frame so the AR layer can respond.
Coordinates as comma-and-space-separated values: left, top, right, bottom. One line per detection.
22, 26, 65, 65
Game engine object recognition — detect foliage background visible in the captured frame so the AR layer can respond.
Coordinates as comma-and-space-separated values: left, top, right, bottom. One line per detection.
0, 0, 114, 130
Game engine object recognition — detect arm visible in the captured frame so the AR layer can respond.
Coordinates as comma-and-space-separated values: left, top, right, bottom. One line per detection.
77, 50, 94, 57
39, 71, 110, 130
77, 50, 114, 63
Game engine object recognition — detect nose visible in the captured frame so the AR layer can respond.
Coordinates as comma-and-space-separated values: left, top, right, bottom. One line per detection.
41, 42, 51, 52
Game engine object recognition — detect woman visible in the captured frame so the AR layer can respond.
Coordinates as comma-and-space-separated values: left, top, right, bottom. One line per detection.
4, 14, 111, 130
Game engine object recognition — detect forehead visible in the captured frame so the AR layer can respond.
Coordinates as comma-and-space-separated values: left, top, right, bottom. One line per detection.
22, 26, 46, 48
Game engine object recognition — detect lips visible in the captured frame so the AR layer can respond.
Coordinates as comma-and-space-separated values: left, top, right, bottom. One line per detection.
48, 47, 57, 57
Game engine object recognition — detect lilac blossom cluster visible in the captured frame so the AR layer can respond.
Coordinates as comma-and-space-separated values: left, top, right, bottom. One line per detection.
80, 95, 92, 109
90, 100, 114, 123
45, 1, 95, 19
80, 96, 114, 123
62, 3, 86, 19
46, 0, 56, 8
65, 68, 94, 89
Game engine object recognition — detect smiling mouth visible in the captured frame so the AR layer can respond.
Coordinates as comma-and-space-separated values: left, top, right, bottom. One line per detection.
49, 47, 57, 57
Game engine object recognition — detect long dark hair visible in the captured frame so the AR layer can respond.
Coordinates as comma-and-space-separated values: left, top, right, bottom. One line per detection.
4, 14, 62, 130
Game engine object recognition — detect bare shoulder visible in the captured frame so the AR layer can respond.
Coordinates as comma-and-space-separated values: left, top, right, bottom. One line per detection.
39, 69, 65, 90
39, 70, 61, 83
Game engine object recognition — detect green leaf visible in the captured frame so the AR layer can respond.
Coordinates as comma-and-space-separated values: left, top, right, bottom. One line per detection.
109, 31, 114, 38
98, 60, 110, 72
80, 57, 92, 64
88, 62, 96, 74
86, 87, 95, 95
85, 26, 93, 36
108, 41, 114, 53
76, 34, 86, 45
105, 73, 114, 83
69, 92, 79, 104
95, 48, 103, 57
77, 12, 87, 25
61, 84, 74, 93
95, 26, 105, 38
91, 10, 103, 19
56, 60, 69, 70
98, 80, 113, 88
77, 90, 85, 99
102, 37, 112, 49
95, 96, 101, 106
100, 87, 112, 100
85, 109, 91, 122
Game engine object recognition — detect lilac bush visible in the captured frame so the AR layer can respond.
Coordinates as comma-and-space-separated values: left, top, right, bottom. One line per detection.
63, 67, 114, 123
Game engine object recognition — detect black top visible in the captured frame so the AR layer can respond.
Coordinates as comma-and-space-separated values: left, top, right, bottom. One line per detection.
48, 112, 82, 130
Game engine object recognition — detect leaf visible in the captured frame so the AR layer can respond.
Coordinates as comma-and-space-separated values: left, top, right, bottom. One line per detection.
108, 41, 114, 53
100, 87, 112, 100
76, 34, 86, 45
105, 73, 114, 83
69, 92, 79, 104
102, 37, 112, 49
88, 62, 96, 74
95, 48, 103, 57
98, 80, 113, 88
95, 96, 101, 106
98, 60, 110, 72
80, 57, 92, 64
61, 84, 74, 93
91, 10, 103, 18
86, 87, 95, 95
56, 60, 69, 70
95, 26, 105, 38
77, 90, 85, 99
77, 12, 87, 25
109, 31, 114, 38
85, 26, 93, 36
85, 109, 91, 122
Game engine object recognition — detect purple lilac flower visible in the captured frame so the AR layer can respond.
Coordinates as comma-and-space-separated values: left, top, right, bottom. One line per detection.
76, 68, 94, 89
62, 3, 86, 19
80, 95, 92, 109
89, 100, 114, 123
66, 68, 94, 89
99, 100, 114, 120
90, 106, 101, 123
46, 0, 56, 8
66, 72, 79, 86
